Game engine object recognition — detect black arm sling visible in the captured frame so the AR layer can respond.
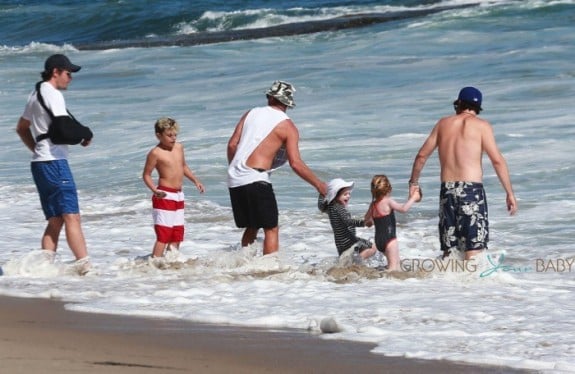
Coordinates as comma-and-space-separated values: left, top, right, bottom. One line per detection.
34, 81, 93, 145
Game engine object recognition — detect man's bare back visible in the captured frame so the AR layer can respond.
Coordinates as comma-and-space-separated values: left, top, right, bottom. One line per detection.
435, 112, 488, 182
411, 110, 513, 194
409, 87, 517, 259
228, 106, 326, 194
245, 117, 289, 171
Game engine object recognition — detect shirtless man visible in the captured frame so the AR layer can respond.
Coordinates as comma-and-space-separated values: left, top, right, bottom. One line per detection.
227, 81, 327, 255
409, 87, 517, 260
142, 117, 205, 258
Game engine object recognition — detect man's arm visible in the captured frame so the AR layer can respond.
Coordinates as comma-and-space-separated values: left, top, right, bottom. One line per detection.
284, 121, 327, 195
482, 123, 517, 215
409, 123, 438, 199
16, 117, 35, 152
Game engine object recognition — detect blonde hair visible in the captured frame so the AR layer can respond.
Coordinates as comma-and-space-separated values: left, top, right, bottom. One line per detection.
371, 174, 392, 201
154, 117, 180, 134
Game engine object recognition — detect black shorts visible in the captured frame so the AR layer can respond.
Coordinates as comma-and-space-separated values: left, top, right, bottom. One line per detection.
229, 181, 278, 229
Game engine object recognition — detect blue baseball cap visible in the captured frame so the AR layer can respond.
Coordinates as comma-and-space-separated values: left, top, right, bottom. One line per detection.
456, 86, 482, 109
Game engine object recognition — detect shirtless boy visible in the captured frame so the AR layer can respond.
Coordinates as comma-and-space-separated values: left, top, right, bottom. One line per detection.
409, 87, 517, 260
142, 118, 205, 258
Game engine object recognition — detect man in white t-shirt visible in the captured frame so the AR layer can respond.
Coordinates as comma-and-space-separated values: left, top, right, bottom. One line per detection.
16, 54, 92, 274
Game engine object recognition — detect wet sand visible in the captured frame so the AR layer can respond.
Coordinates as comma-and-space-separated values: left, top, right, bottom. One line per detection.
0, 296, 530, 373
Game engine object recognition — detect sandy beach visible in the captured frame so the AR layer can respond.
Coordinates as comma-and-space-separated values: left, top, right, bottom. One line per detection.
0, 296, 531, 374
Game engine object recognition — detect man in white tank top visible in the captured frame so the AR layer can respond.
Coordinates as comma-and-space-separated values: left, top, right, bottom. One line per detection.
227, 81, 327, 255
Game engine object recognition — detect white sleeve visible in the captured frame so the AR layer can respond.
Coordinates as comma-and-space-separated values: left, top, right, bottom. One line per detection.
21, 92, 35, 121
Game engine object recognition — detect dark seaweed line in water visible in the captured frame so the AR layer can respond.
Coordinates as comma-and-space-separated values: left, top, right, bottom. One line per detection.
77, 4, 477, 50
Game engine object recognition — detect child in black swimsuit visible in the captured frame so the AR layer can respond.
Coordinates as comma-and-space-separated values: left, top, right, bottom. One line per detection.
364, 175, 420, 271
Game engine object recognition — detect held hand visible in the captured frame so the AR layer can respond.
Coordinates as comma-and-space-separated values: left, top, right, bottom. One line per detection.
507, 194, 517, 216
317, 181, 328, 196
409, 184, 422, 202
196, 182, 206, 193
363, 206, 374, 227
364, 217, 374, 228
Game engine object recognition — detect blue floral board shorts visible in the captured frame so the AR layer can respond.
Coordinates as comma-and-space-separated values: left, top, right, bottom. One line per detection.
31, 160, 79, 219
439, 181, 488, 255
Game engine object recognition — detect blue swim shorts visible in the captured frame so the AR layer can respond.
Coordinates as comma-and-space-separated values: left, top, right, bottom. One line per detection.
31, 160, 79, 219
439, 181, 489, 255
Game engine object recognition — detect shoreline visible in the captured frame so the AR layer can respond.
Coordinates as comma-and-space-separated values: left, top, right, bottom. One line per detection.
0, 295, 531, 373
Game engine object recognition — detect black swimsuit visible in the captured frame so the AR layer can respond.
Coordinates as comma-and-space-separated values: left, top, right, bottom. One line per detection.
373, 211, 397, 252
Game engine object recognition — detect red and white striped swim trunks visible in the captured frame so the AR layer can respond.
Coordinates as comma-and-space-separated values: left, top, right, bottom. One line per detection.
152, 186, 185, 243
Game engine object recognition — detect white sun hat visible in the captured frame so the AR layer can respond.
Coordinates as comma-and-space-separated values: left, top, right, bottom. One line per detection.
325, 178, 354, 204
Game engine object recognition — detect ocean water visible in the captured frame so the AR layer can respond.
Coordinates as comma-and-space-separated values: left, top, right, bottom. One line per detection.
1, 0, 574, 371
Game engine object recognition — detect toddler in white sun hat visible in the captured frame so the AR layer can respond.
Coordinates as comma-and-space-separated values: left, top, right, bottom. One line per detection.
318, 178, 376, 264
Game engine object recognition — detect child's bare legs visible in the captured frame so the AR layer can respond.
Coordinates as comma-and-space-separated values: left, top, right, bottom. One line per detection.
359, 244, 377, 260
152, 241, 168, 258
167, 242, 180, 252
384, 239, 401, 271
